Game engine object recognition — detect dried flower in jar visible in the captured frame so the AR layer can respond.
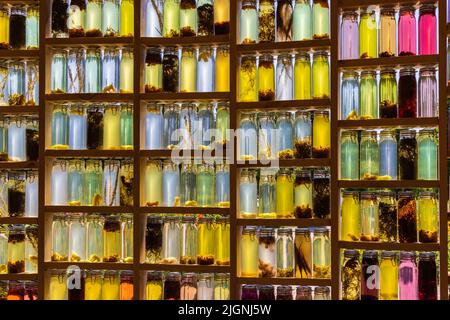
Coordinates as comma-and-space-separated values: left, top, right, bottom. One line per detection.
398, 193, 417, 243
258, 0, 275, 43
197, 0, 214, 36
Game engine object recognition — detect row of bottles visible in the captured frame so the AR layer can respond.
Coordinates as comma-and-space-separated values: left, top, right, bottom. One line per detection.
145, 215, 229, 265
146, 271, 230, 300
144, 46, 228, 93
340, 189, 439, 243
239, 110, 330, 160
144, 102, 229, 149
51, 213, 132, 263
239, 52, 329, 102
51, 0, 134, 38
50, 103, 133, 150
0, 224, 38, 274
340, 4, 437, 59
239, 168, 329, 219
0, 170, 38, 218
340, 67, 437, 120
241, 284, 330, 300
341, 250, 438, 300
50, 47, 134, 94
50, 159, 133, 206
240, 226, 331, 279
0, 117, 39, 162
0, 4, 39, 50
0, 60, 38, 106
239, 0, 329, 44
340, 129, 438, 181
143, 160, 229, 208
48, 269, 134, 300
0, 281, 37, 300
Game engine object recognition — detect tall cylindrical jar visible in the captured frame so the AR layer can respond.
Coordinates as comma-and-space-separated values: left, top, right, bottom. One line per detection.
418, 4, 437, 55
276, 228, 294, 277
418, 67, 438, 118
398, 5, 417, 56
240, 227, 258, 277
341, 249, 360, 300
379, 68, 397, 118
359, 131, 379, 180
240, 0, 258, 44
340, 71, 359, 120
294, 52, 311, 100
379, 6, 396, 57
360, 70, 377, 119
312, 0, 329, 39
312, 51, 329, 99
293, 0, 311, 41
340, 130, 359, 180
341, 190, 360, 241
359, 9, 377, 59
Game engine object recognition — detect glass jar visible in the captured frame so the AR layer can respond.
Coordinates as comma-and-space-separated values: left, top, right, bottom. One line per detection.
67, 48, 85, 94
52, 0, 69, 37
0, 62, 8, 106
380, 251, 398, 300
144, 160, 162, 206
120, 104, 133, 150
275, 112, 294, 159
379, 6, 396, 57
293, 0, 311, 41
162, 160, 180, 206
51, 160, 68, 205
313, 228, 330, 279
103, 215, 121, 262
359, 9, 377, 59
25, 60, 39, 107
102, 271, 120, 300
313, 170, 330, 219
145, 0, 163, 37
197, 47, 214, 92
7, 172, 25, 217
179, 216, 197, 264
419, 4, 437, 55
145, 104, 163, 149
145, 49, 163, 93
340, 11, 358, 60
86, 107, 103, 150
312, 0, 329, 39
68, 106, 87, 150
360, 70, 377, 119
418, 252, 437, 300
379, 68, 397, 118
49, 270, 67, 300
239, 170, 257, 218
68, 0, 86, 37
214, 273, 230, 300
24, 281, 37, 300
146, 271, 163, 300
163, 0, 180, 37
258, 54, 274, 101
25, 171, 38, 217
294, 228, 312, 279
276, 228, 294, 277
180, 163, 196, 206
68, 159, 84, 205
240, 227, 258, 277
51, 214, 69, 261
258, 169, 276, 218
341, 249, 360, 300
163, 48, 179, 93
10, 6, 26, 50
398, 5, 417, 56
340, 130, 359, 180
86, 0, 103, 37
9, 61, 25, 105
417, 191, 438, 243
103, 159, 120, 206
215, 163, 230, 207
360, 192, 379, 241
0, 5, 9, 48
145, 216, 162, 263
196, 273, 214, 300
83, 160, 102, 206
7, 225, 24, 273
294, 52, 311, 100
239, 55, 257, 101
241, 284, 258, 300
7, 118, 26, 162
119, 271, 133, 300
294, 170, 312, 218
258, 0, 275, 43
277, 286, 293, 300
197, 216, 215, 265
296, 286, 312, 300
180, 48, 196, 93
312, 110, 330, 158
240, 0, 257, 44
85, 48, 101, 93
214, 0, 229, 34
215, 46, 230, 92
197, 0, 214, 36
0, 122, 5, 163
341, 71, 359, 120
419, 67, 437, 117
120, 48, 134, 93
196, 103, 214, 148
417, 129, 437, 180
0, 227, 4, 267
215, 216, 230, 266
399, 68, 417, 118
163, 104, 179, 149
161, 216, 180, 264
276, 168, 294, 218
120, 0, 134, 37
26, 117, 38, 162
258, 228, 276, 278
102, 49, 119, 93
258, 285, 275, 300
257, 113, 275, 160
276, 54, 293, 100
239, 113, 257, 160
399, 251, 418, 300
86, 214, 104, 262
378, 191, 397, 242
120, 160, 133, 206
360, 131, 379, 180
294, 111, 311, 158
180, 273, 197, 300
399, 130, 417, 180
398, 191, 417, 243
341, 190, 360, 241
69, 214, 86, 261
361, 250, 379, 300
103, 105, 120, 149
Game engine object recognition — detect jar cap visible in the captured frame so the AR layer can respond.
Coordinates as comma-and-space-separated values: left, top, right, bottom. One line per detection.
381, 251, 397, 259
344, 249, 360, 258
314, 286, 330, 294
400, 251, 416, 260
295, 227, 310, 234
147, 271, 163, 281
419, 251, 435, 260
362, 250, 378, 259
342, 190, 359, 196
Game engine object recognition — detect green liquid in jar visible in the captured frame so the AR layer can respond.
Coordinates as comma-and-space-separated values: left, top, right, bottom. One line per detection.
163, 0, 180, 37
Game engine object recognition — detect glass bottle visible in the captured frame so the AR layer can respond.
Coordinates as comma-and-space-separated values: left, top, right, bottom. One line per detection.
7, 117, 26, 162
49, 270, 67, 300
276, 228, 294, 277
399, 130, 417, 180
275, 112, 294, 159
85, 48, 101, 93
418, 252, 437, 300
103, 159, 120, 206
398, 5, 417, 56
215, 46, 230, 92
51, 214, 69, 261
294, 228, 312, 278
163, 0, 180, 37
146, 216, 162, 263
162, 48, 179, 92
214, 0, 229, 34
360, 192, 379, 241
313, 170, 330, 219
398, 191, 417, 243
361, 250, 379, 300
340, 11, 359, 60
379, 69, 397, 118
25, 171, 38, 217
312, 51, 329, 98
240, 0, 258, 44
161, 216, 180, 264
146, 271, 163, 300
163, 104, 179, 149
341, 190, 360, 241
312, 110, 330, 158
296, 286, 312, 300
86, 0, 103, 37
120, 48, 134, 93
179, 216, 197, 264
417, 191, 438, 243
258, 228, 276, 277
241, 284, 258, 300
180, 0, 197, 36
103, 215, 121, 262
294, 52, 311, 100
359, 131, 379, 180
0, 5, 9, 49
197, 0, 214, 36
293, 111, 311, 159
294, 170, 313, 218
399, 251, 418, 300
215, 163, 230, 207
180, 273, 197, 300
120, 0, 134, 37
276, 168, 294, 218
359, 9, 377, 59
380, 251, 398, 300
293, 0, 312, 41
238, 113, 257, 160
101, 271, 120, 300
52, 0, 69, 38
258, 285, 275, 300
8, 61, 25, 105
312, 227, 330, 278
276, 53, 294, 100
69, 214, 86, 261
51, 160, 68, 205
145, 0, 163, 37
9, 6, 26, 50
258, 169, 276, 218
197, 47, 214, 92
68, 159, 84, 205
86, 214, 104, 262
240, 227, 258, 277
162, 160, 180, 206
378, 191, 397, 242
180, 48, 196, 93
68, 106, 87, 150
180, 163, 196, 206
145, 104, 163, 149
340, 71, 359, 120
419, 4, 437, 55
197, 216, 215, 265
103, 105, 120, 149
7, 225, 24, 273
83, 160, 102, 206
144, 160, 162, 206
258, 54, 274, 101
340, 130, 359, 180
215, 216, 230, 266
102, 49, 119, 93
145, 48, 163, 93
120, 160, 134, 206
418, 67, 437, 117
25, 117, 38, 162
379, 6, 396, 57
239, 169, 257, 217
312, 0, 329, 39
417, 129, 437, 180
119, 271, 133, 300
67, 48, 85, 94
0, 62, 8, 106
68, 0, 86, 37
360, 70, 377, 119
239, 55, 257, 101
214, 273, 230, 300
341, 249, 360, 300
258, 0, 275, 43
86, 106, 103, 149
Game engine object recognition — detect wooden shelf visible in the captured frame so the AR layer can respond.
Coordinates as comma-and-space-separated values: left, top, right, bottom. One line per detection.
45, 149, 133, 158
139, 92, 230, 101
0, 49, 39, 58
337, 0, 422, 7
235, 277, 331, 286
338, 117, 439, 129
236, 39, 331, 54
339, 241, 440, 251
236, 158, 330, 168
236, 99, 330, 111
0, 274, 38, 281
141, 35, 229, 47
45, 37, 133, 47
43, 262, 133, 270
140, 206, 230, 215
44, 206, 134, 213
338, 180, 440, 188
236, 219, 331, 227
0, 161, 38, 169
0, 217, 38, 224
339, 54, 439, 69
139, 264, 230, 273
45, 93, 134, 102
0, 106, 39, 114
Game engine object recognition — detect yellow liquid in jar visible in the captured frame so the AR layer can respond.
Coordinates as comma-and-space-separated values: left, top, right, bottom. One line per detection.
146, 282, 162, 300
120, 53, 134, 93
341, 194, 361, 241
103, 108, 121, 149
180, 51, 197, 92
103, 230, 121, 262
197, 223, 215, 263
258, 62, 274, 99
380, 257, 398, 300
85, 277, 102, 300
294, 59, 311, 100
215, 223, 230, 265
144, 163, 162, 205
215, 50, 230, 92
0, 11, 9, 47
240, 233, 258, 277
49, 276, 68, 300
312, 58, 329, 98
145, 64, 162, 92
276, 175, 294, 218
313, 114, 330, 151
101, 277, 120, 300
359, 14, 377, 58
239, 59, 257, 101
120, 0, 134, 36
418, 197, 438, 241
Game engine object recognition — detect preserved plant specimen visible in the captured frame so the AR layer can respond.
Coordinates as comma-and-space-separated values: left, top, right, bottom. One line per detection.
276, 0, 293, 42
258, 228, 276, 278
163, 48, 179, 93
399, 130, 417, 180
378, 191, 397, 242
197, 0, 214, 36
341, 249, 360, 300
103, 215, 121, 262
52, 0, 69, 38
146, 217, 163, 263
294, 228, 312, 278
313, 170, 330, 219
398, 191, 417, 243
86, 107, 103, 149
258, 0, 275, 43
180, 0, 197, 36
68, 0, 87, 37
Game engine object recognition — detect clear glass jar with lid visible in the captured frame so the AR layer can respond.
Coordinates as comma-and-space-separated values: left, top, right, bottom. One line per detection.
8, 224, 25, 273
215, 216, 230, 265
258, 227, 276, 278
240, 226, 258, 277
312, 227, 330, 278
417, 191, 438, 243
103, 214, 121, 262
360, 191, 379, 241
340, 190, 360, 241
162, 215, 180, 264
197, 216, 215, 265
69, 213, 86, 262
180, 215, 197, 264
340, 130, 359, 180
341, 249, 361, 300
51, 214, 69, 261
360, 131, 379, 180
86, 214, 104, 262
240, 0, 258, 44
258, 169, 276, 218
417, 129, 438, 180
276, 228, 294, 277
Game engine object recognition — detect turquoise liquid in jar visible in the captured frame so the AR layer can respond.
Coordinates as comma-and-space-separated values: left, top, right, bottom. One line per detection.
120, 104, 133, 149
83, 160, 103, 206
340, 130, 359, 180
417, 129, 438, 180
50, 52, 67, 93
359, 131, 379, 180
162, 160, 180, 206
240, 170, 257, 218
51, 106, 69, 149
293, 0, 312, 41
196, 163, 215, 207
86, 0, 103, 36
26, 5, 39, 49
85, 49, 101, 93
68, 160, 84, 205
